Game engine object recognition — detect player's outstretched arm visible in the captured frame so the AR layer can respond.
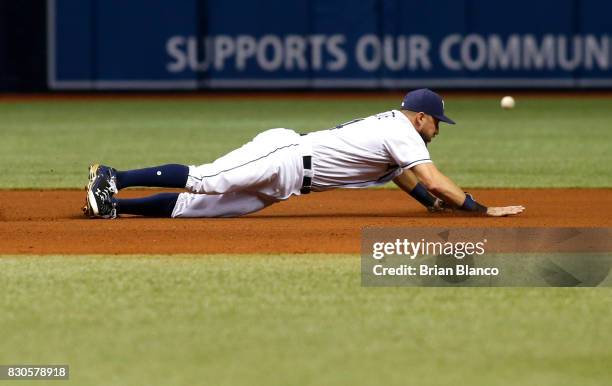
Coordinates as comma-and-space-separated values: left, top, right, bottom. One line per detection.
410, 163, 525, 216
393, 169, 447, 212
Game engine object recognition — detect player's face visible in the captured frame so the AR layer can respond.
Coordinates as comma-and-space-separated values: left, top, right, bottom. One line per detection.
417, 114, 440, 144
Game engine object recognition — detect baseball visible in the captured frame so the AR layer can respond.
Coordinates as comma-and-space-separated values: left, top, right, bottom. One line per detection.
501, 96, 515, 109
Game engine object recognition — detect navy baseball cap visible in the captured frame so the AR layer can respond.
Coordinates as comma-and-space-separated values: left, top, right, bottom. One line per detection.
400, 88, 456, 124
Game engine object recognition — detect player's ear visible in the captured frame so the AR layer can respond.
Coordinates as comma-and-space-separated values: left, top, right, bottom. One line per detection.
415, 112, 426, 127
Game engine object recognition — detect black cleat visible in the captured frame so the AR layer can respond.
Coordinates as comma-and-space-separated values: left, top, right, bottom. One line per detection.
84, 164, 118, 219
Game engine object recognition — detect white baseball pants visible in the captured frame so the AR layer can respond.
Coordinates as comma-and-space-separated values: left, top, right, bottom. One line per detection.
171, 128, 311, 217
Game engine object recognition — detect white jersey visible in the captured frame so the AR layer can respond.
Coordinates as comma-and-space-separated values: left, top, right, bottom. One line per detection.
304, 110, 432, 191
175, 110, 432, 218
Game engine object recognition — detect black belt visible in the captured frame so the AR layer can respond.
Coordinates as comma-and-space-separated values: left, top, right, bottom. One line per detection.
301, 155, 312, 194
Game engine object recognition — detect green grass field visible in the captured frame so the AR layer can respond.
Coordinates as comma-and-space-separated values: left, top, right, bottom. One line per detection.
1, 96, 611, 188
1, 96, 611, 386
1, 256, 611, 386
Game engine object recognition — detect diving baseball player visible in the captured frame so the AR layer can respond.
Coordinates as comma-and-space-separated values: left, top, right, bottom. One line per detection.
84, 89, 525, 219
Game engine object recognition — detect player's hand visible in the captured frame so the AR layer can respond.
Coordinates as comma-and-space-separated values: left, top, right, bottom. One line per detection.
485, 206, 525, 217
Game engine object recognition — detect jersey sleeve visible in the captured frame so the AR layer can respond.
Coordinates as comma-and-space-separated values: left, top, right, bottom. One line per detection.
383, 124, 432, 169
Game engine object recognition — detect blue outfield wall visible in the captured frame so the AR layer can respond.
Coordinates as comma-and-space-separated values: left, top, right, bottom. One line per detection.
48, 0, 612, 89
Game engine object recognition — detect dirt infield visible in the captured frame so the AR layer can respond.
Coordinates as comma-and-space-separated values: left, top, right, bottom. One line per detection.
0, 189, 610, 255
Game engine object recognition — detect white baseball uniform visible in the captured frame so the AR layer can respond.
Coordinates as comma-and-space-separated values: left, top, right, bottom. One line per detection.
171, 110, 432, 217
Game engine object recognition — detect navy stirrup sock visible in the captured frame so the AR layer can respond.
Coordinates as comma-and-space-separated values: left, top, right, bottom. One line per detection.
114, 193, 180, 217
115, 164, 189, 189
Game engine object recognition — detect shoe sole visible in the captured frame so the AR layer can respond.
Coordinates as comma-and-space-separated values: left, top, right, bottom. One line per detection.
85, 164, 100, 216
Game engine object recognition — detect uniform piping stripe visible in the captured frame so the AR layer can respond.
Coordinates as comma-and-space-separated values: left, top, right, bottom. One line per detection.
311, 168, 400, 188
401, 159, 431, 168
312, 178, 386, 188
189, 143, 301, 181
